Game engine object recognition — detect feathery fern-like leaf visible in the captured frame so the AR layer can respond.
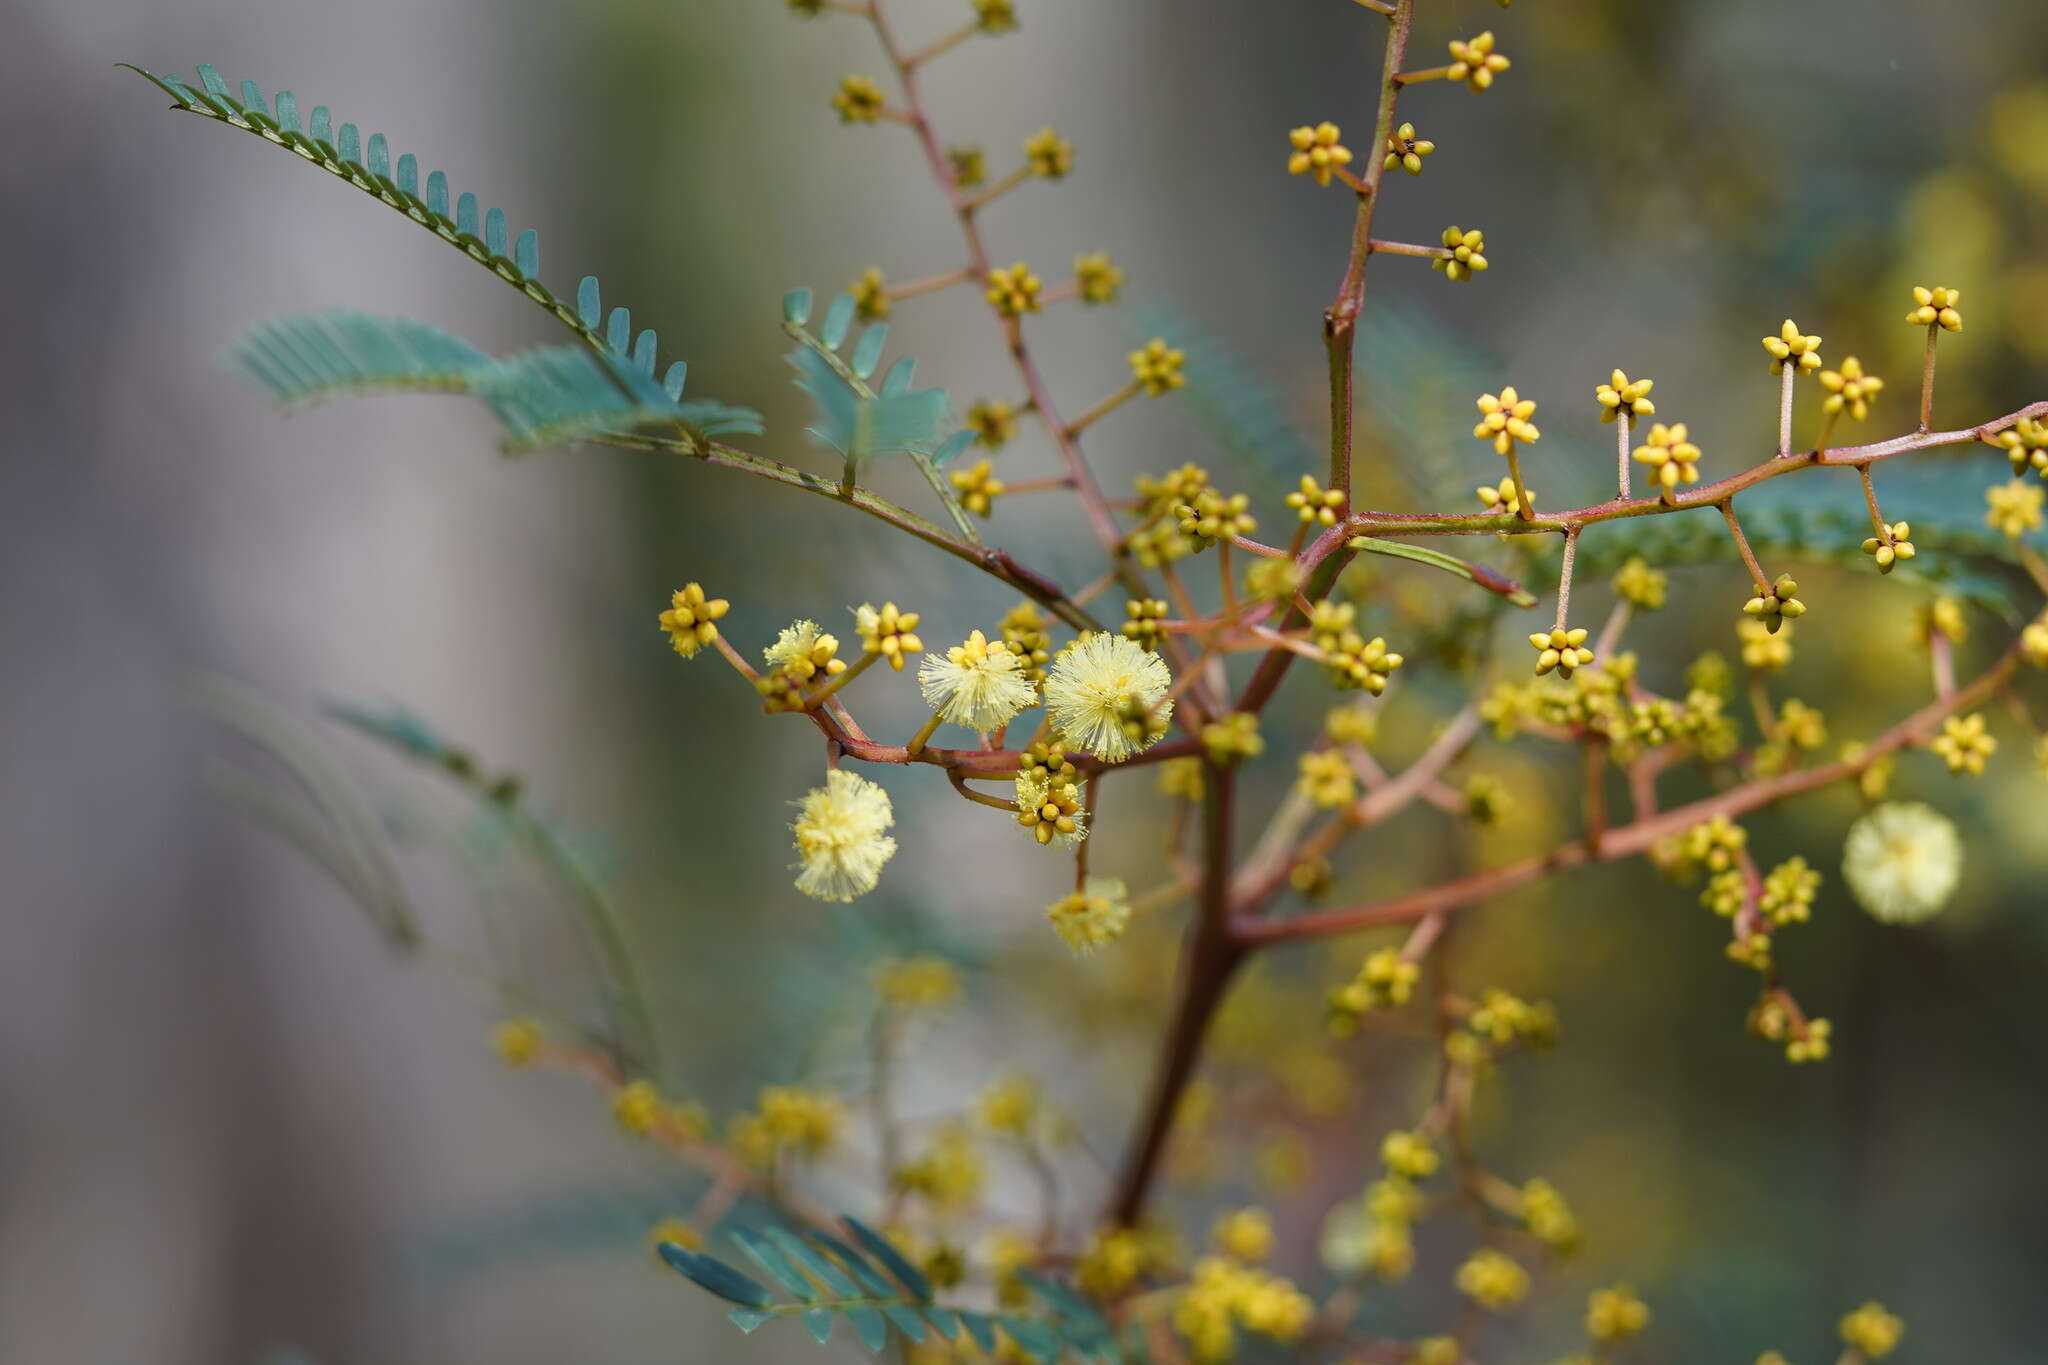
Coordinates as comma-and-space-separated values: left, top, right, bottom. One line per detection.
127, 62, 752, 438
226, 308, 761, 453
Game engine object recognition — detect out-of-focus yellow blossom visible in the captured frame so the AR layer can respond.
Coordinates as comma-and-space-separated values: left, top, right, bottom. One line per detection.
492, 1017, 543, 1066
966, 398, 1019, 448
873, 956, 962, 1011
1839, 1300, 1905, 1357
1131, 338, 1187, 395
1614, 555, 1668, 608
1047, 876, 1132, 953
950, 459, 1006, 517
1212, 1208, 1274, 1263
1739, 617, 1793, 671
1202, 711, 1264, 765
1024, 126, 1073, 179
1930, 712, 1995, 774
850, 266, 890, 321
832, 75, 887, 124
1074, 251, 1123, 304
1586, 1285, 1651, 1342
1986, 478, 2044, 537
1521, 1177, 1578, 1247
976, 1073, 1042, 1136
1298, 750, 1358, 808
985, 261, 1043, 316
1455, 1248, 1530, 1309
1380, 1129, 1439, 1179
729, 1085, 842, 1165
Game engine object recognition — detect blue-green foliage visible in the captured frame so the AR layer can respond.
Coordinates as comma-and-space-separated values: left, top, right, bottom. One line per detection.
1127, 302, 1316, 499
782, 290, 953, 466
229, 309, 761, 452
658, 1213, 1123, 1362
127, 62, 758, 446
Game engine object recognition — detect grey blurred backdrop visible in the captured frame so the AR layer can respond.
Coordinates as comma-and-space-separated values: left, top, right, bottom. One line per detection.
6, 1, 2048, 1362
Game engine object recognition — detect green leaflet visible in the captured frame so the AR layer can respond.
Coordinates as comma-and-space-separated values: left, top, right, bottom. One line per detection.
127, 62, 751, 439
228, 308, 762, 453
657, 1216, 1126, 1359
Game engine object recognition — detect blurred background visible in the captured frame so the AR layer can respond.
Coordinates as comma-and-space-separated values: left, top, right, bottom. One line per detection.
6, 0, 2048, 1361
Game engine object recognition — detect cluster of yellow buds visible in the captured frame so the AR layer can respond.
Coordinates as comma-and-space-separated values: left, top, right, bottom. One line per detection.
1999, 416, 2048, 478
1177, 487, 1256, 544
1310, 602, 1405, 693
947, 144, 986, 189
1742, 574, 1806, 632
855, 601, 923, 670
1785, 1015, 1832, 1064
1614, 555, 1668, 609
613, 1078, 707, 1139
1985, 479, 2044, 537
1463, 772, 1510, 824
1434, 225, 1489, 281
1285, 473, 1345, 525
1383, 121, 1434, 175
1455, 1248, 1530, 1309
1017, 770, 1087, 846
1701, 867, 1747, 918
1246, 555, 1306, 603
1529, 625, 1594, 678
1297, 750, 1358, 808
1328, 948, 1420, 1031
1474, 386, 1538, 454
1841, 1300, 1906, 1358
1860, 521, 1915, 573
1631, 422, 1701, 503
492, 1017, 544, 1066
1738, 617, 1794, 671
1131, 337, 1187, 395
1915, 596, 1968, 649
850, 265, 890, 321
1172, 1256, 1314, 1361
1819, 356, 1884, 422
1046, 877, 1133, 953
729, 1085, 842, 1165
1760, 856, 1820, 925
872, 956, 962, 1011
658, 582, 729, 659
1906, 284, 1962, 331
985, 260, 1043, 316
1120, 596, 1170, 649
1211, 1208, 1273, 1264
2024, 615, 2048, 669
966, 397, 1019, 448
1286, 121, 1353, 186
1930, 712, 1996, 774
891, 1125, 985, 1212
1466, 987, 1558, 1047
1202, 711, 1264, 765
1476, 475, 1533, 518
1595, 369, 1656, 423
1762, 318, 1823, 374
1001, 601, 1053, 678
832, 74, 886, 124
1380, 1129, 1438, 1179
1074, 251, 1124, 304
1446, 31, 1511, 92
949, 458, 1005, 517
1023, 126, 1073, 179
1585, 1285, 1651, 1343
764, 620, 846, 690
1520, 1177, 1578, 1248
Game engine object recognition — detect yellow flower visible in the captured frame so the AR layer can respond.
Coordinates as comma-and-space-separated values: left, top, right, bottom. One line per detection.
1844, 801, 1962, 923
1212, 1208, 1274, 1263
733, 1085, 842, 1163
658, 583, 728, 659
1786, 1016, 1832, 1064
892, 1125, 986, 1212
1455, 1248, 1530, 1309
2023, 616, 2048, 668
764, 619, 846, 683
1024, 126, 1073, 179
791, 770, 898, 902
832, 74, 887, 124
1631, 422, 1701, 502
855, 601, 924, 670
1906, 284, 1961, 331
1286, 473, 1345, 525
1446, 31, 1511, 92
850, 266, 890, 321
1074, 251, 1124, 304
1131, 338, 1187, 395
1047, 876, 1132, 953
1521, 1177, 1578, 1247
1015, 770, 1088, 847
1287, 121, 1353, 186
1434, 225, 1488, 281
1596, 369, 1656, 422
1529, 625, 1594, 678
492, 1017, 544, 1066
985, 261, 1043, 316
1043, 632, 1173, 761
1383, 121, 1435, 175
1839, 1300, 1905, 1358
1586, 1285, 1651, 1343
1762, 318, 1823, 374
919, 630, 1039, 732
966, 398, 1020, 448
1202, 711, 1265, 765
1986, 478, 2044, 538
1929, 711, 1996, 774
1474, 386, 1538, 454
949, 458, 1006, 518
612, 1078, 664, 1136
